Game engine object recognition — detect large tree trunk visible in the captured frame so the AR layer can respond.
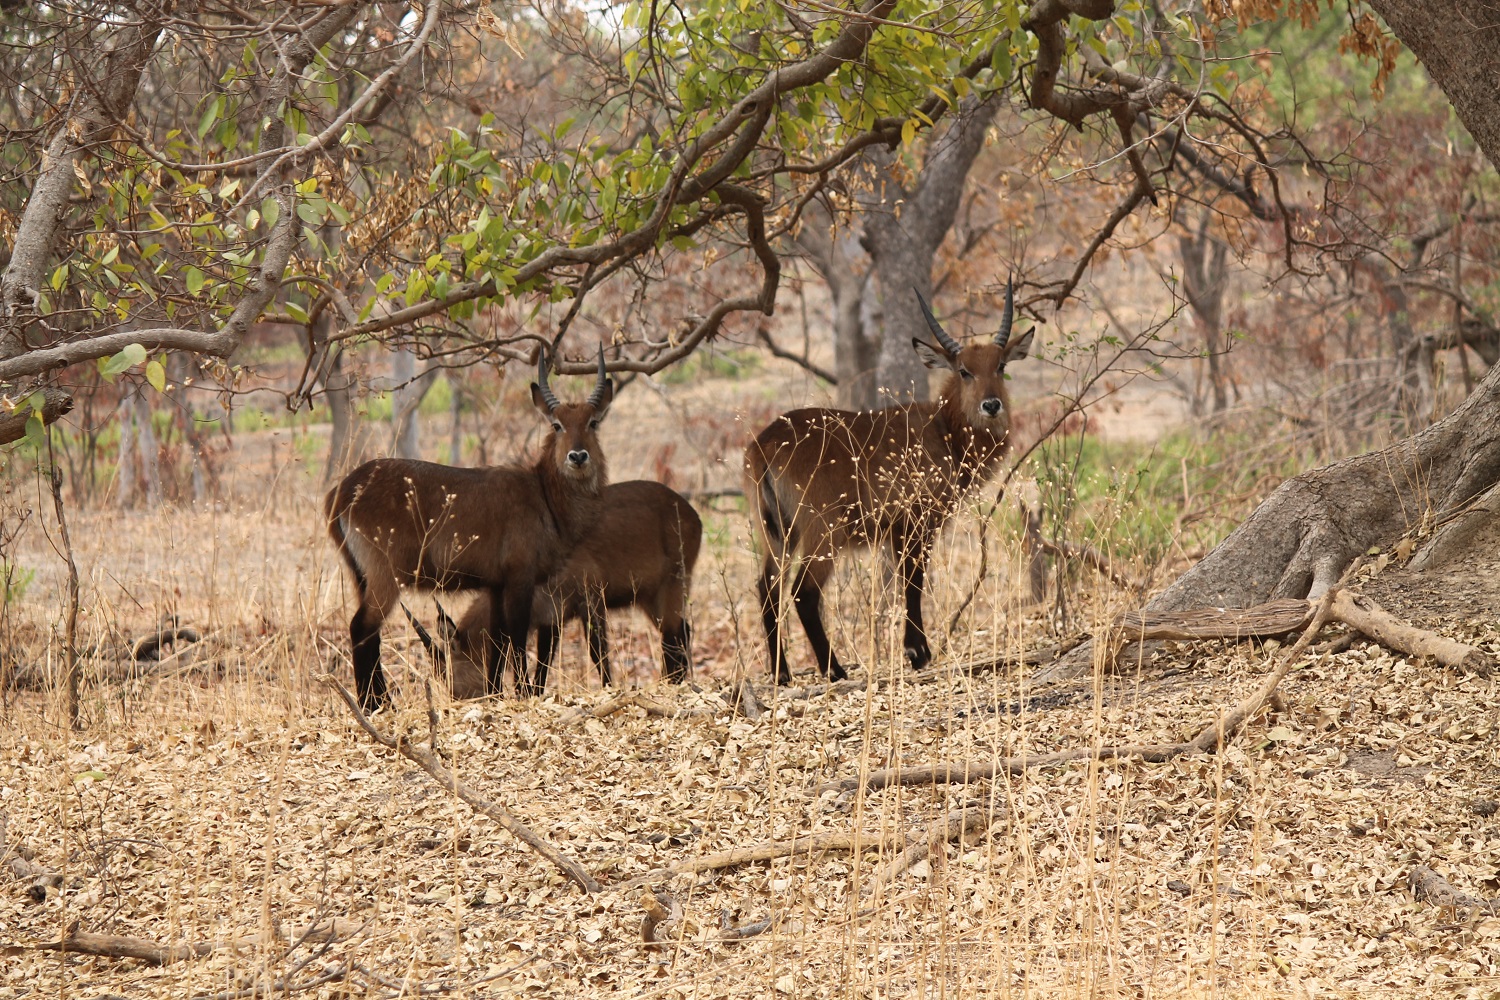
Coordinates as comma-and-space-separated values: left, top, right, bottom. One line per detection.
1367, 1, 1500, 170
1122, 2, 1500, 620
388, 347, 437, 461
863, 94, 1003, 404
1152, 360, 1500, 612
323, 349, 373, 484
795, 200, 877, 409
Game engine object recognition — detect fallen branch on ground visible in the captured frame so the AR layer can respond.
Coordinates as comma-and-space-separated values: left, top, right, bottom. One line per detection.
1330, 591, 1494, 674
615, 829, 903, 891
19, 926, 238, 965
321, 675, 600, 894
558, 691, 715, 726
866, 803, 1002, 896
821, 587, 1341, 794
1408, 865, 1500, 917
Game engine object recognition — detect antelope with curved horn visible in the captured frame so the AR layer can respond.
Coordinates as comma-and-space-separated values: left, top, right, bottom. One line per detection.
744, 282, 1033, 683
326, 350, 614, 708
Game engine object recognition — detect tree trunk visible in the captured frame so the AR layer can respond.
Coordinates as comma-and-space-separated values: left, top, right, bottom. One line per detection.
795, 200, 877, 409
1367, 0, 1500, 170
389, 347, 437, 460
1151, 360, 1500, 612
863, 94, 1004, 404
323, 349, 373, 484
448, 373, 465, 464
1134, 1, 1500, 617
1177, 214, 1230, 414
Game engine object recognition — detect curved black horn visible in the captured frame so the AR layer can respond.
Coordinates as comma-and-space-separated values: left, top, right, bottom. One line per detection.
585, 348, 609, 409
537, 349, 562, 412
913, 288, 963, 355
994, 277, 1015, 349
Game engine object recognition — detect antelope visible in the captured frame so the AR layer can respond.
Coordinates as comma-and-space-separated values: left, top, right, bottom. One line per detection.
744, 284, 1033, 683
325, 351, 613, 709
410, 480, 702, 697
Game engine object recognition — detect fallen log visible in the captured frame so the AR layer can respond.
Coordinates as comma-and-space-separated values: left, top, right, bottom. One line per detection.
615, 828, 904, 891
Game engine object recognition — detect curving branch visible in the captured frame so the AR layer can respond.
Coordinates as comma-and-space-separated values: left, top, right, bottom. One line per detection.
0, 19, 165, 361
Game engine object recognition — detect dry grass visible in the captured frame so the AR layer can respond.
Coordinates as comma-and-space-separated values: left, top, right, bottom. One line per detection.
3, 374, 1499, 999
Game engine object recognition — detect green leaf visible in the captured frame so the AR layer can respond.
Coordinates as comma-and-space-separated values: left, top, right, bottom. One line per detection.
23, 410, 44, 449
145, 359, 167, 393
99, 343, 148, 380
185, 266, 205, 294
261, 198, 280, 230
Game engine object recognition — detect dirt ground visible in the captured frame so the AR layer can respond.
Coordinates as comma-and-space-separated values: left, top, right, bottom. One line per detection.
4, 358, 1500, 999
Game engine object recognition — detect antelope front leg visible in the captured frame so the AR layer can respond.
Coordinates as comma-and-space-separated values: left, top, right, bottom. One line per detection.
896, 539, 932, 670
502, 580, 539, 697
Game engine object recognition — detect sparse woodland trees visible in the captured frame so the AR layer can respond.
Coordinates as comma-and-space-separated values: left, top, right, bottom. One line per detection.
0, 0, 1497, 649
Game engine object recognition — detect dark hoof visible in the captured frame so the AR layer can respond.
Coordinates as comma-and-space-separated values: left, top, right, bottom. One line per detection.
905, 644, 931, 670
824, 661, 849, 682
772, 667, 793, 686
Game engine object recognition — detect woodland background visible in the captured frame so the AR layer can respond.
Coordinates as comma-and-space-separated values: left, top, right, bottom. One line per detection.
4, 0, 1500, 997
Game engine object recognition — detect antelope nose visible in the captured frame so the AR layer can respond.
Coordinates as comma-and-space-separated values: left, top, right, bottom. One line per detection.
980, 398, 1002, 417
567, 449, 590, 466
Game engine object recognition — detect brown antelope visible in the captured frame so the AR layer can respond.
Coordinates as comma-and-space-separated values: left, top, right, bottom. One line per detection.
325, 351, 613, 709
410, 480, 702, 696
744, 284, 1033, 683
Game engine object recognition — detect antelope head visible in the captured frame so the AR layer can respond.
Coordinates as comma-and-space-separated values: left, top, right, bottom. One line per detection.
912, 280, 1034, 436
530, 348, 615, 482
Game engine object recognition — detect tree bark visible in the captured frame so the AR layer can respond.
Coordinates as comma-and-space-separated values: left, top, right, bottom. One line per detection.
795, 200, 877, 408
1107, 2, 1500, 632
389, 347, 437, 460
1366, 1, 1500, 170
864, 94, 1003, 403
323, 349, 373, 484
0, 388, 71, 446
0, 21, 164, 361
1151, 359, 1500, 612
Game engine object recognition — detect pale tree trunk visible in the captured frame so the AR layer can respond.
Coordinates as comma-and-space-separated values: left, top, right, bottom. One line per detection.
133, 394, 161, 508
448, 373, 465, 464
795, 200, 877, 409
115, 394, 135, 508
323, 348, 373, 484
865, 94, 1004, 403
1177, 212, 1230, 415
389, 347, 438, 461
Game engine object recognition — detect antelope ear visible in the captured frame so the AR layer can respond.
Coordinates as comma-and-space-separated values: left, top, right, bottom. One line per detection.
912, 337, 954, 371
1005, 329, 1035, 363
530, 382, 550, 416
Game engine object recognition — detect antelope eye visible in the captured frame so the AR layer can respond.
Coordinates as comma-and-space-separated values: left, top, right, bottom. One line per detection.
588, 419, 600, 430
958, 367, 975, 381
550, 421, 563, 432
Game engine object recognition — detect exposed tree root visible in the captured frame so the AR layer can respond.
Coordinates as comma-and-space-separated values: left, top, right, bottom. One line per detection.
1328, 590, 1495, 674
822, 589, 1340, 794
322, 675, 600, 894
